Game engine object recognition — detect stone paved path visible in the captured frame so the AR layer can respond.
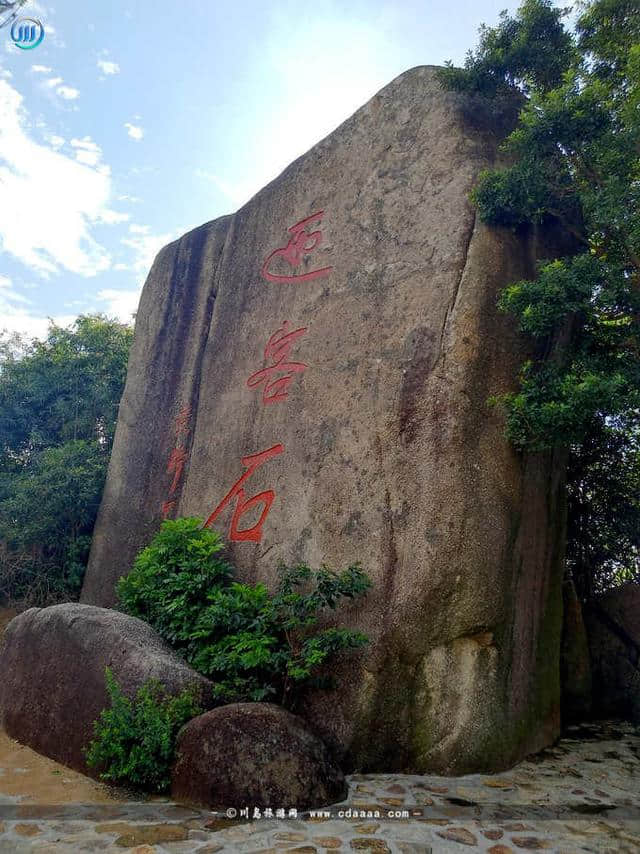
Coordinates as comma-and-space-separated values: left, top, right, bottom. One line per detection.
0, 721, 638, 853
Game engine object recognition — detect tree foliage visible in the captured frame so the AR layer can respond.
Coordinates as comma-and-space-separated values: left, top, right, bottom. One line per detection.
0, 315, 132, 604
439, 0, 640, 596
118, 518, 372, 709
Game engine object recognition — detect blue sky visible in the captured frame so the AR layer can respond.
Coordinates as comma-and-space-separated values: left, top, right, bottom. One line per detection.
0, 0, 529, 338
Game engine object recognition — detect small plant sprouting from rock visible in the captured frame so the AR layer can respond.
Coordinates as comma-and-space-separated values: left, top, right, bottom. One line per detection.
117, 517, 372, 709
84, 667, 202, 793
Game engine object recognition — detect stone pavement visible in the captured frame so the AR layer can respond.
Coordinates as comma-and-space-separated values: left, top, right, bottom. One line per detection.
0, 721, 638, 853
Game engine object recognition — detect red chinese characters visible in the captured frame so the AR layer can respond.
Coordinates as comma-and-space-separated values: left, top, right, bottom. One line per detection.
246, 321, 308, 405
161, 404, 191, 518
204, 211, 333, 543
203, 444, 285, 541
261, 211, 333, 284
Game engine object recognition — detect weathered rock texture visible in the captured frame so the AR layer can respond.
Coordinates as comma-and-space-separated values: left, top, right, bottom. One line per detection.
82, 66, 571, 773
172, 704, 347, 809
0, 604, 213, 774
585, 583, 640, 723
560, 581, 592, 724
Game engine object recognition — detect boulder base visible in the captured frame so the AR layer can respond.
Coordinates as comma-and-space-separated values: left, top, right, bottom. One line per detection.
171, 703, 347, 809
0, 604, 213, 773
585, 583, 640, 723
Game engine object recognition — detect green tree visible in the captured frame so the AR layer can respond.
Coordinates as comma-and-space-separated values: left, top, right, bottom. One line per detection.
439, 0, 640, 598
0, 315, 133, 604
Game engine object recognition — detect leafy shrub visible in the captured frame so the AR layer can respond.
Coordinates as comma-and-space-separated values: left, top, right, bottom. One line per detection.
118, 519, 372, 709
85, 668, 201, 792
191, 563, 371, 708
117, 517, 233, 647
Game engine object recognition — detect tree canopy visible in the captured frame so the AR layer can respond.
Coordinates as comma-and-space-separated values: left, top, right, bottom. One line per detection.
439, 0, 640, 597
0, 315, 132, 604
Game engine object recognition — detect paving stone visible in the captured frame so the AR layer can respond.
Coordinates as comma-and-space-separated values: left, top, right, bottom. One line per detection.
483, 779, 516, 789
484, 829, 504, 840
349, 840, 391, 852
311, 838, 342, 850
274, 833, 308, 843
15, 823, 42, 837
435, 827, 478, 845
510, 838, 552, 850
109, 824, 189, 846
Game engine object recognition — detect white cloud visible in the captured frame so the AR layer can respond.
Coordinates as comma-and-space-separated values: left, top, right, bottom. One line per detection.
0, 78, 126, 277
118, 193, 141, 203
70, 135, 102, 166
124, 122, 143, 141
47, 133, 64, 149
97, 59, 120, 75
96, 287, 140, 321
0, 275, 30, 304
99, 209, 129, 225
31, 64, 52, 73
56, 85, 79, 100
0, 309, 77, 339
0, 68, 12, 80
121, 229, 174, 275
43, 75, 80, 100
128, 223, 150, 234
0, 275, 75, 339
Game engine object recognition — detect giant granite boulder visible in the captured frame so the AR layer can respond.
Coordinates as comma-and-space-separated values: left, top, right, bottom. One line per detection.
82, 66, 572, 773
0, 604, 214, 774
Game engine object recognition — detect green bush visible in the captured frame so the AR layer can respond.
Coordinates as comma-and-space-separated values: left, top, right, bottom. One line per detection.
85, 668, 201, 793
117, 517, 234, 647
118, 519, 372, 709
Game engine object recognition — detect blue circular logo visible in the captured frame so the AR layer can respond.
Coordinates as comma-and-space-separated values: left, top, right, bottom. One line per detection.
10, 17, 44, 49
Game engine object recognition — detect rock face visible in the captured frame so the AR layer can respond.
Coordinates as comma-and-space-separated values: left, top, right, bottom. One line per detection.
0, 604, 213, 774
82, 66, 571, 773
585, 583, 640, 723
560, 581, 592, 723
172, 703, 347, 809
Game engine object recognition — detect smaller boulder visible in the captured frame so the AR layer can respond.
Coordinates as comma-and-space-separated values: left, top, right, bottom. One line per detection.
171, 703, 347, 809
0, 604, 214, 774
584, 582, 640, 723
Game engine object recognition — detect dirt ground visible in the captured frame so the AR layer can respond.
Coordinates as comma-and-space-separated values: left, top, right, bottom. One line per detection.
0, 607, 123, 806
